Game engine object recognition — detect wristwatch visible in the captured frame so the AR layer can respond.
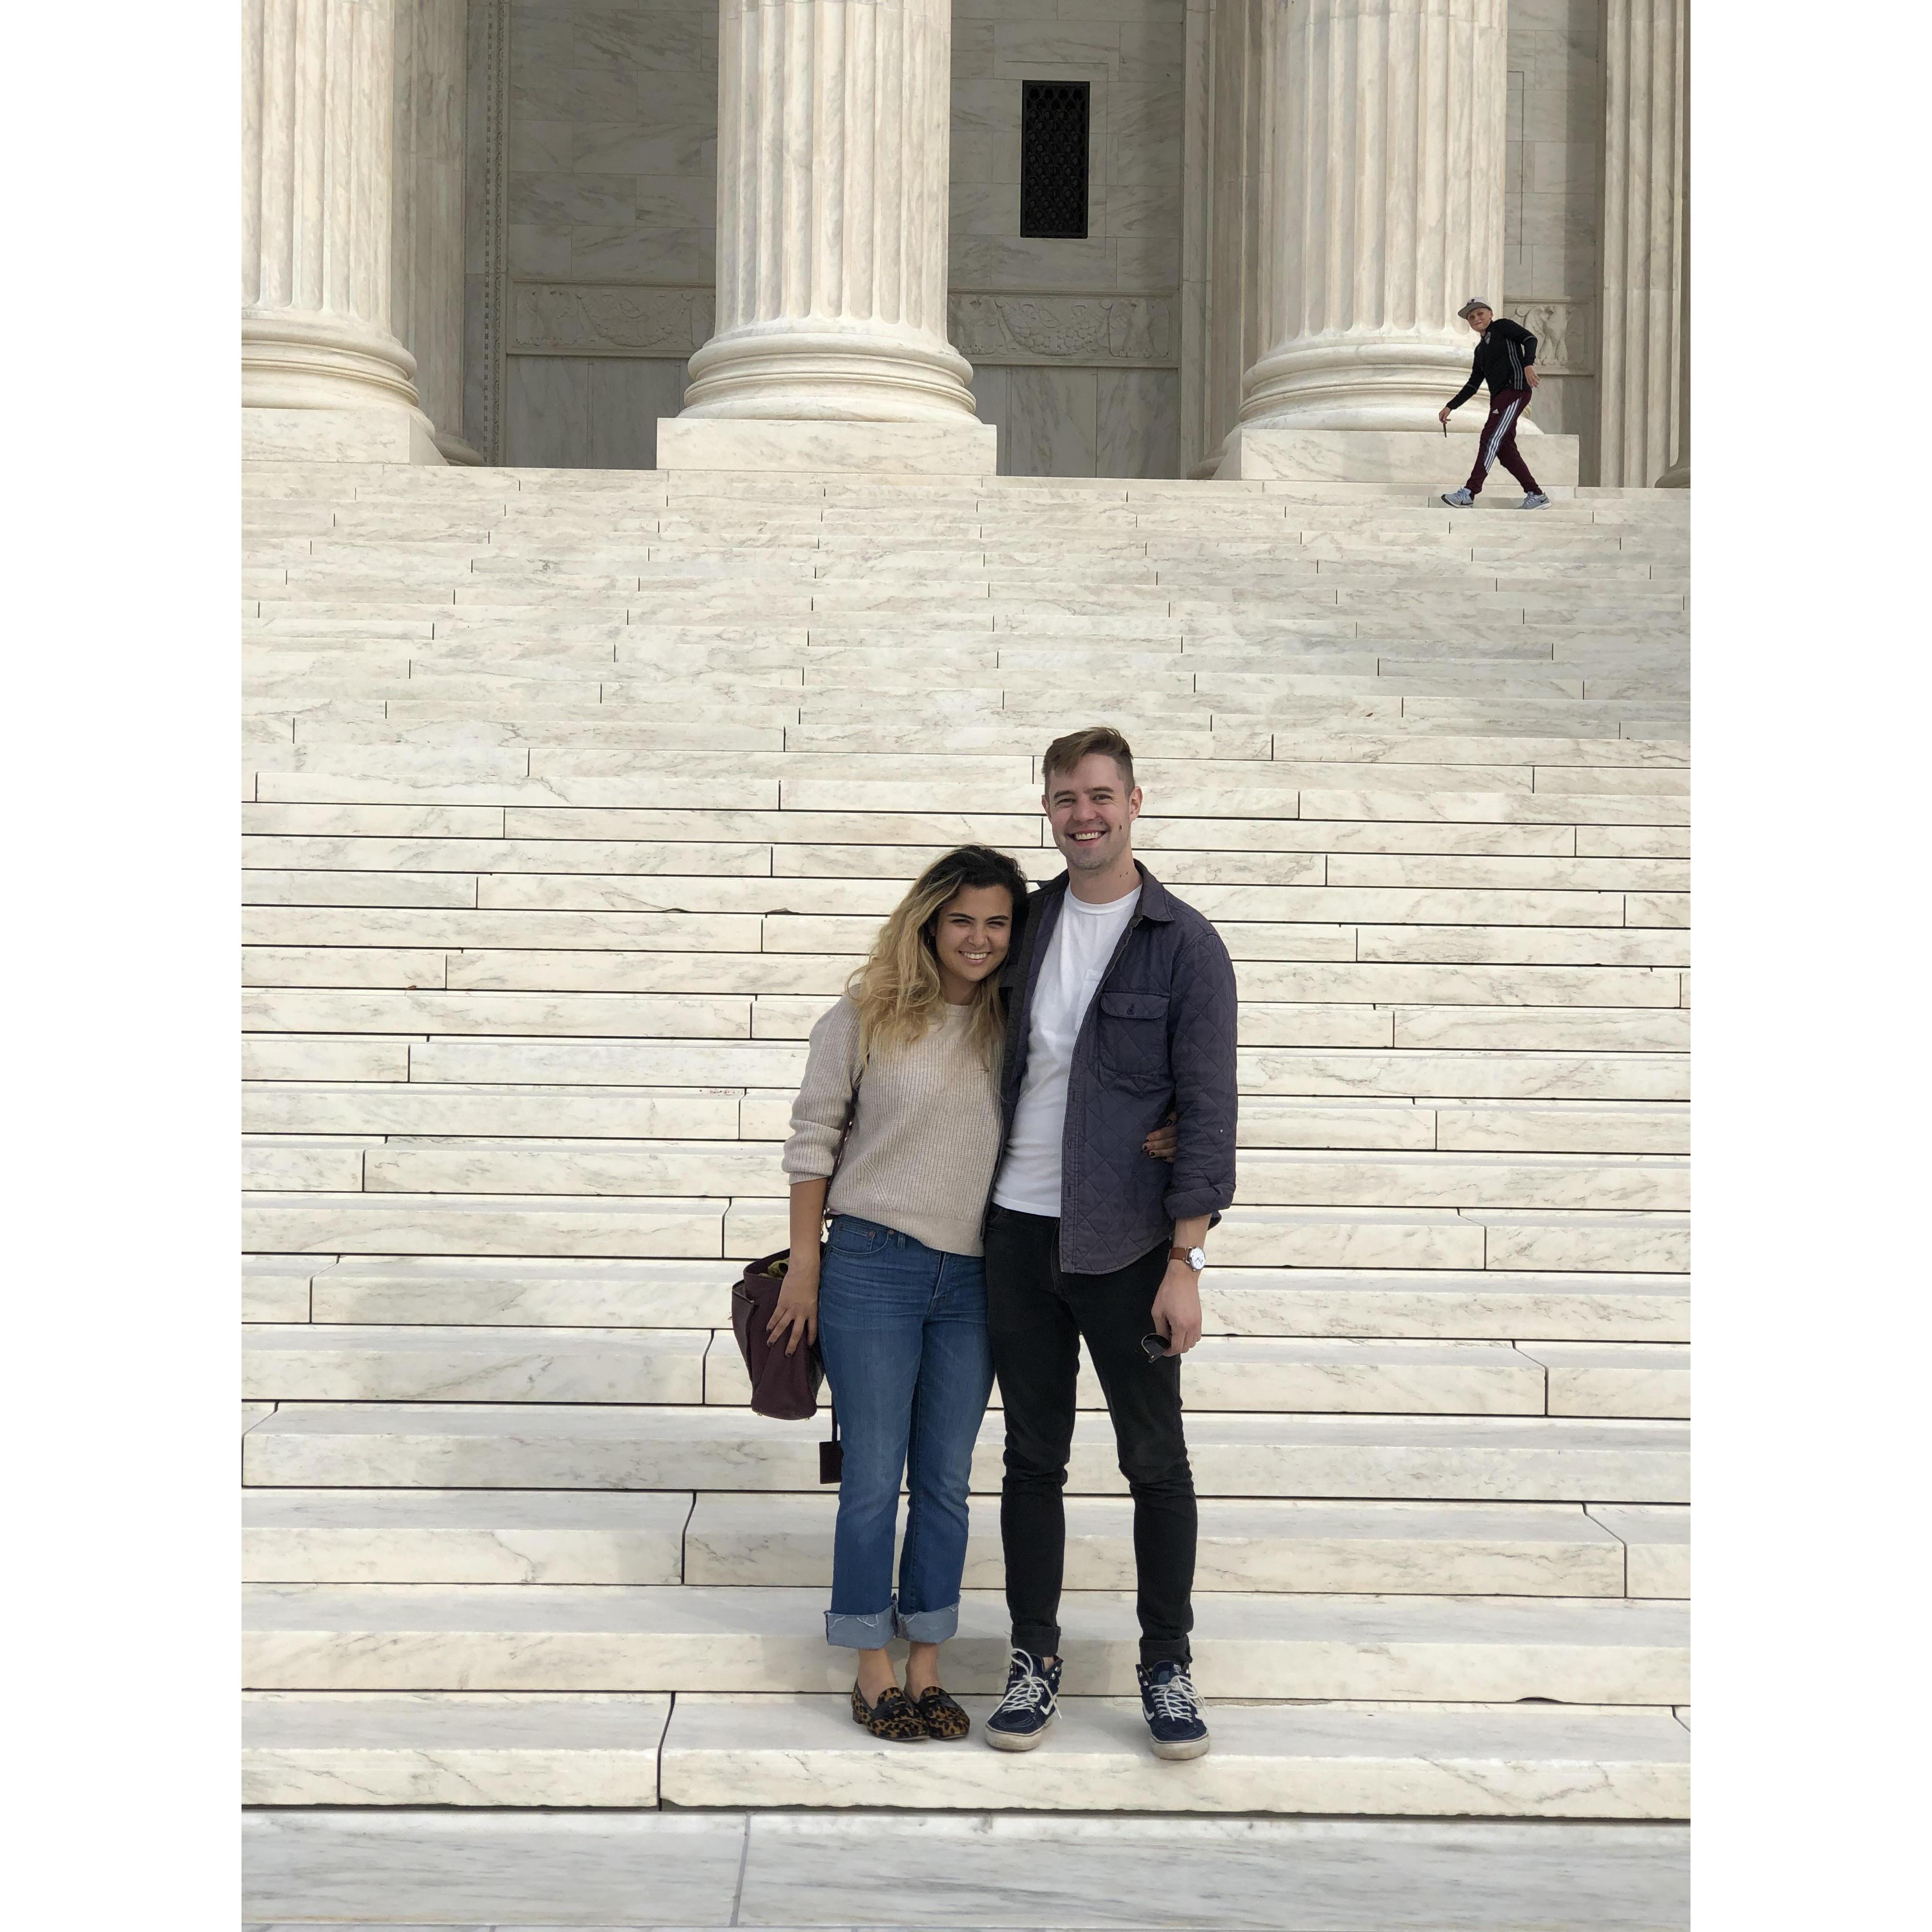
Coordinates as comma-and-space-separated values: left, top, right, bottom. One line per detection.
1169, 1245, 1208, 1272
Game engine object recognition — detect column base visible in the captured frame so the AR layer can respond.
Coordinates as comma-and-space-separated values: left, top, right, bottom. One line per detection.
656, 418, 997, 475
242, 408, 446, 465
1219, 424, 1580, 487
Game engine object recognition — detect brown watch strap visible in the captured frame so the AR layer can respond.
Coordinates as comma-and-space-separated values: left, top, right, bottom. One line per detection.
1169, 1245, 1201, 1264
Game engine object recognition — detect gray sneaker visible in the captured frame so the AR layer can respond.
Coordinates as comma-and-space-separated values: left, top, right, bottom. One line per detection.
1440, 488, 1475, 507
1521, 492, 1551, 509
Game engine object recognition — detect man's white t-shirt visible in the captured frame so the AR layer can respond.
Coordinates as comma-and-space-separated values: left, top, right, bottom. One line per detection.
992, 885, 1142, 1217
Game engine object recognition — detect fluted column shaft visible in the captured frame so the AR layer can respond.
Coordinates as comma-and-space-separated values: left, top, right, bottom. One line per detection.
1239, 0, 1508, 433
1598, 0, 1687, 487
242, 0, 427, 423
682, 0, 976, 422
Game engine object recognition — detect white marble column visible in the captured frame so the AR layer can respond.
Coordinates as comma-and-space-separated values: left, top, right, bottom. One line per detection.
1598, 0, 1687, 488
391, 0, 477, 461
1231, 0, 1515, 450
665, 0, 992, 472
243, 0, 440, 461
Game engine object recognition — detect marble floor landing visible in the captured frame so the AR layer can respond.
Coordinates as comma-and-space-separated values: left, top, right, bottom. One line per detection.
243, 1809, 1689, 1931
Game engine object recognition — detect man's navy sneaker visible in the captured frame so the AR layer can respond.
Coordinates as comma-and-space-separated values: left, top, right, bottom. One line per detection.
983, 1648, 1061, 1752
1137, 1659, 1210, 1760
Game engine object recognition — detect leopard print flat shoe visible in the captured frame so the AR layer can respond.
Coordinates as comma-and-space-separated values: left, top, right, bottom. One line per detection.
913, 1685, 972, 1740
851, 1682, 929, 1742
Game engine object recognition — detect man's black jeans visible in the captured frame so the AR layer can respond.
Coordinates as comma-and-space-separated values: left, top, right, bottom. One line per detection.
984, 1204, 1197, 1668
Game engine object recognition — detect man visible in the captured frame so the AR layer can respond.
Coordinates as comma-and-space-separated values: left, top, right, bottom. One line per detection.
1438, 298, 1551, 510
979, 725, 1239, 1761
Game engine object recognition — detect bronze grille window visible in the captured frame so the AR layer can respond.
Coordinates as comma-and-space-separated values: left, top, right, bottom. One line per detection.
1020, 81, 1091, 240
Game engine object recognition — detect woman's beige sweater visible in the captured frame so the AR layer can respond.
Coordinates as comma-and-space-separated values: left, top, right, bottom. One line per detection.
781, 995, 1003, 1257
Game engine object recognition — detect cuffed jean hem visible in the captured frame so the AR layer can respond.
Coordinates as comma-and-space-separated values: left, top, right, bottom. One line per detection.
896, 1602, 959, 1643
825, 1605, 897, 1649
826, 1598, 962, 1647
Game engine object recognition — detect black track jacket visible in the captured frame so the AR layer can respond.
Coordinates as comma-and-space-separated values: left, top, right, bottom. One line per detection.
1449, 318, 1538, 408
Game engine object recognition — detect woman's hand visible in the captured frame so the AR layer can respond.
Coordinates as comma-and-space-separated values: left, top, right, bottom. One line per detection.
766, 1261, 819, 1356
1143, 1114, 1179, 1162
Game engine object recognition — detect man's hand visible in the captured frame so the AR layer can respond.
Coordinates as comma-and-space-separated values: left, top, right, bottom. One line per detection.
1150, 1259, 1203, 1357
1437, 405, 1452, 424
1525, 367, 1539, 389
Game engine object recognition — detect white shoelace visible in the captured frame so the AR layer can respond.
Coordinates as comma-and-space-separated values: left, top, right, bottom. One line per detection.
996, 1653, 1053, 1713
1147, 1672, 1200, 1724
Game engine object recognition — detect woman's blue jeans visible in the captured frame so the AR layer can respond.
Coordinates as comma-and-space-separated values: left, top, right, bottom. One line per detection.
816, 1214, 994, 1649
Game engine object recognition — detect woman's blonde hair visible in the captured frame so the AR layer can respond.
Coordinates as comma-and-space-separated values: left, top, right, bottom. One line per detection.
851, 845, 1028, 1065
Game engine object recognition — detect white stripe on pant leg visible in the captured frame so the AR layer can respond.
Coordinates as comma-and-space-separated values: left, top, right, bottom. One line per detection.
1483, 396, 1524, 474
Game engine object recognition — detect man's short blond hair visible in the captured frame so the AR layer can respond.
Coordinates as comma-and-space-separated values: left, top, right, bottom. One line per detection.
1042, 725, 1136, 793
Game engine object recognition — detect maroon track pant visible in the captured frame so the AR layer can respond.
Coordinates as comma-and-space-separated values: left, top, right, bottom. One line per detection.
1464, 388, 1541, 495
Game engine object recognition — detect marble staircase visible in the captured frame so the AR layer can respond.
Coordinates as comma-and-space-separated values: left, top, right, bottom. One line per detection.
241, 462, 1689, 1819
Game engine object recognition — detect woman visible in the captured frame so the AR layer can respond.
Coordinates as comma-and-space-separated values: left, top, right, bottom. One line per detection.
769, 845, 1175, 1743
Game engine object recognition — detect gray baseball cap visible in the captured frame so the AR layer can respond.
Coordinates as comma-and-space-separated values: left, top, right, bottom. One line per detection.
1457, 298, 1492, 319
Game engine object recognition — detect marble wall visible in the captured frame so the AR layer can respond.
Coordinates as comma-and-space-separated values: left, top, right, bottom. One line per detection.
466, 0, 719, 467
1503, 0, 1601, 463
950, 0, 1186, 476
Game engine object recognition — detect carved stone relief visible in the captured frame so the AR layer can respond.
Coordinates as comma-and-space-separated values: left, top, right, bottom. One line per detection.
948, 293, 1178, 367
1510, 299, 1591, 376
512, 284, 715, 356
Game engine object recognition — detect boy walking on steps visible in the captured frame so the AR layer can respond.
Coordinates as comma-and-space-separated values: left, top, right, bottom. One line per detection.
978, 726, 1239, 1763
1439, 299, 1550, 509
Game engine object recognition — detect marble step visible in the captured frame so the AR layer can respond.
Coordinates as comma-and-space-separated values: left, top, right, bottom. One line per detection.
239, 928, 1690, 995
242, 1083, 1689, 1157
243, 1404, 1689, 1502
1175, 1207, 1688, 1275
705, 1335, 1671, 1417
247, 561, 1680, 589
656, 1693, 1690, 1818
241, 1689, 1690, 1817
239, 1808, 1693, 1932
241, 1487, 1656, 1596
241, 1323, 710, 1404
242, 1325, 1681, 1420
282, 1257, 1687, 1341
245, 726, 1685, 771
242, 736, 1690, 791
237, 800, 1688, 855
241, 818, 1694, 867
242, 1690, 670, 1807
248, 760, 1690, 817
244, 1487, 691, 1585
1203, 1266, 1688, 1340
265, 1139, 1686, 1216
680, 1494, 1652, 1598
1588, 1504, 1690, 1597
243, 1191, 1689, 1272
241, 1582, 1687, 1702
1518, 1343, 1691, 1419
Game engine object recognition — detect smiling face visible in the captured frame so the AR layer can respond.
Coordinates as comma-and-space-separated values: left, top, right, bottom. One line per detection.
1044, 750, 1141, 886
1463, 306, 1493, 334
929, 882, 1015, 1001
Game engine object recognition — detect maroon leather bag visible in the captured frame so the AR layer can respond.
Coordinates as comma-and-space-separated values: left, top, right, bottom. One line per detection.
730, 1249, 824, 1420
730, 1249, 843, 1483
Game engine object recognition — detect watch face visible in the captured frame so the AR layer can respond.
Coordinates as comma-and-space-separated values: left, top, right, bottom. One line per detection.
1188, 1247, 1207, 1270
